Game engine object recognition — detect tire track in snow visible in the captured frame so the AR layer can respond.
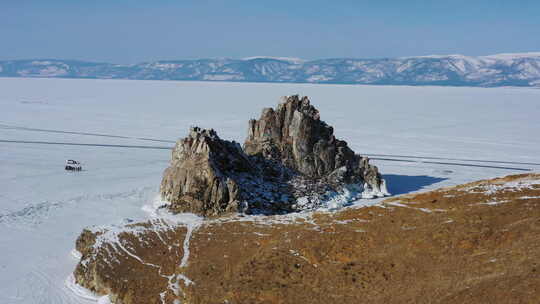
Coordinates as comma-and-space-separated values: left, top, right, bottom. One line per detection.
371, 157, 532, 171
1, 140, 535, 171
365, 153, 540, 166
0, 123, 176, 143
24, 268, 90, 304
0, 139, 171, 150
0, 187, 156, 227
3, 123, 536, 168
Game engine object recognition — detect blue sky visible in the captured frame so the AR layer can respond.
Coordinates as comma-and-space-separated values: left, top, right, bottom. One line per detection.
2, 0, 539, 63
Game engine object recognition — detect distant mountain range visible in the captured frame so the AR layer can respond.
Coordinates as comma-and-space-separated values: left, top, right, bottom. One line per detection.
2, 52, 540, 87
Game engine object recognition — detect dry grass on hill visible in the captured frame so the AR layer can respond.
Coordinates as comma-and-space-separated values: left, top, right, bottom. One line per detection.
75, 173, 540, 304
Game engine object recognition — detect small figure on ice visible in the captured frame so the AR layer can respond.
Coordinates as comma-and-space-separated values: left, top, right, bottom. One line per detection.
65, 159, 82, 171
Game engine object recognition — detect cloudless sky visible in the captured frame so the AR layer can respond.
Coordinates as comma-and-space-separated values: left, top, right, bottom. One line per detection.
2, 0, 540, 63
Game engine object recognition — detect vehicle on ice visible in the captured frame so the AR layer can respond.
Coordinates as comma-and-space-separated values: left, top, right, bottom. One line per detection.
65, 160, 82, 171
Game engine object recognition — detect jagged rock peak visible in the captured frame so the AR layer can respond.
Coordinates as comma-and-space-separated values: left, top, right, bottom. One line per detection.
245, 95, 335, 176
160, 126, 252, 217
244, 95, 387, 194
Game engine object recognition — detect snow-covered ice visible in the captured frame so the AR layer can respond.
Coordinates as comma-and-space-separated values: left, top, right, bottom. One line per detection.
1, 77, 540, 303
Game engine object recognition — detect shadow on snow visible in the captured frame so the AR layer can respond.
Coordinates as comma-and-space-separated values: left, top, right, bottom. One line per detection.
383, 174, 448, 196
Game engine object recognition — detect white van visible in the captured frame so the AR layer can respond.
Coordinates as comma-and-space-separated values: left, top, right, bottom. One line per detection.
65, 160, 82, 171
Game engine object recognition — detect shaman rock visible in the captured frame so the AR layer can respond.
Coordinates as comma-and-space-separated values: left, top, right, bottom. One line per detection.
160, 96, 389, 217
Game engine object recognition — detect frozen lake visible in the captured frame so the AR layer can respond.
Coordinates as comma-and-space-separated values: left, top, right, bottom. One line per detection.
1, 77, 540, 303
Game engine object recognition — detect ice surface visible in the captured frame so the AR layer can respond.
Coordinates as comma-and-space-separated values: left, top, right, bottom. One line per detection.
1, 78, 540, 303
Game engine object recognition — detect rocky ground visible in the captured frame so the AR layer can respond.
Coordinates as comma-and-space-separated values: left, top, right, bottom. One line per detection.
73, 173, 540, 304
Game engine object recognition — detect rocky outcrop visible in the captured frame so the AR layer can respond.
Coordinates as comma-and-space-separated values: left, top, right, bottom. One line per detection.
160, 96, 388, 217
72, 223, 188, 304
245, 95, 385, 191
160, 127, 296, 216
160, 127, 259, 216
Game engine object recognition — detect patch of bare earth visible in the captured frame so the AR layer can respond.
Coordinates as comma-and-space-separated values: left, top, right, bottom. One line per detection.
74, 173, 540, 303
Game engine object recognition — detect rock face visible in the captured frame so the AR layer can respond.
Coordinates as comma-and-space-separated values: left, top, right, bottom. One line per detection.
160, 127, 251, 216
245, 95, 385, 190
160, 127, 296, 216
160, 96, 388, 217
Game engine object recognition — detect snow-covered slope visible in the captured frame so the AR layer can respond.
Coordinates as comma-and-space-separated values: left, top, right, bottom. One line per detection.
2, 52, 540, 87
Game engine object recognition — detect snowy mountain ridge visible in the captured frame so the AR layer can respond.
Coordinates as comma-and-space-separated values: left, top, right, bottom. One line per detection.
2, 52, 540, 87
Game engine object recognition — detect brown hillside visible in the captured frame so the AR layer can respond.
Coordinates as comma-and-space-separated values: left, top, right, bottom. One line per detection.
74, 173, 540, 304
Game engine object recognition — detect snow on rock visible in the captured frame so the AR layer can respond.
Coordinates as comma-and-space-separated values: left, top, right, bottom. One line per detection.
70, 249, 83, 260
71, 197, 205, 304
465, 176, 540, 195
65, 273, 111, 303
